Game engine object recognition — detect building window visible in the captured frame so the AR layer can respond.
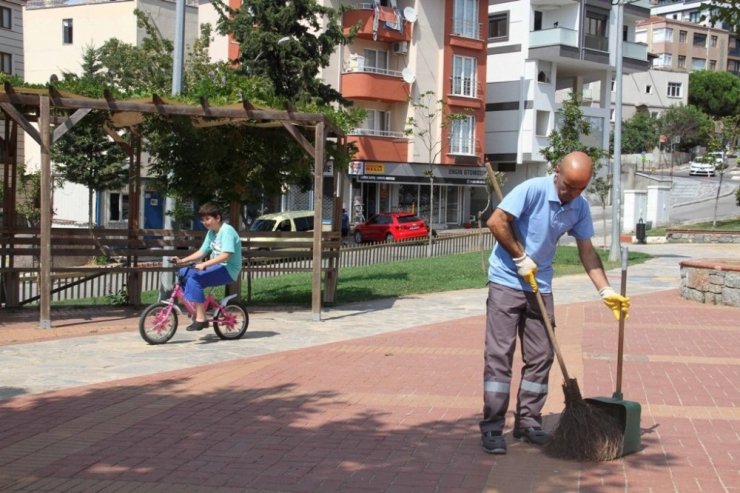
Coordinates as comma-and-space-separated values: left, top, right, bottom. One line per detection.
449, 116, 475, 155
651, 111, 660, 118
653, 53, 672, 67
678, 55, 686, 68
645, 85, 653, 94
453, 0, 479, 39
62, 18, 73, 45
679, 30, 687, 43
535, 111, 550, 136
653, 27, 672, 43
693, 33, 706, 47
688, 11, 700, 23
109, 192, 129, 222
691, 57, 706, 70
585, 11, 608, 51
356, 109, 391, 136
611, 78, 616, 92
488, 12, 509, 41
710, 35, 718, 47
0, 7, 11, 29
0, 52, 11, 74
709, 59, 717, 70
362, 48, 388, 73
667, 82, 682, 98
452, 55, 476, 97
609, 109, 615, 122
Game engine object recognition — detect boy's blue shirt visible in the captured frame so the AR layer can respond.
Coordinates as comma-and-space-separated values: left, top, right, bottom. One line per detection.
199, 222, 242, 280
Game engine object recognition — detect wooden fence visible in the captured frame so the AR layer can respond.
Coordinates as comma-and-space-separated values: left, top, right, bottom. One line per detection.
2, 228, 493, 307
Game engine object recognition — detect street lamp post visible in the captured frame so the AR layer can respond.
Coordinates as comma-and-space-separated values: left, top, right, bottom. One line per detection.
608, 0, 655, 261
608, 0, 626, 262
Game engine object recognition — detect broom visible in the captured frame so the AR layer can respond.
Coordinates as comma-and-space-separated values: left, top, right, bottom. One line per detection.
484, 162, 624, 462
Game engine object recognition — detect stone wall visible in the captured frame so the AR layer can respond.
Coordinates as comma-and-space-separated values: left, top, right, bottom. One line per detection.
666, 229, 740, 244
679, 259, 740, 307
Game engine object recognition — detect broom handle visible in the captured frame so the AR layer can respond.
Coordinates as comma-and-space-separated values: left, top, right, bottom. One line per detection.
484, 162, 572, 382
615, 247, 628, 396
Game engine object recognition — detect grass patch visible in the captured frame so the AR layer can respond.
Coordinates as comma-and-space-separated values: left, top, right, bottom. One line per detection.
50, 246, 651, 309
647, 216, 740, 236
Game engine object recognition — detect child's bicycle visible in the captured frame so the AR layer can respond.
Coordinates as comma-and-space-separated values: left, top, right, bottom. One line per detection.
138, 266, 249, 345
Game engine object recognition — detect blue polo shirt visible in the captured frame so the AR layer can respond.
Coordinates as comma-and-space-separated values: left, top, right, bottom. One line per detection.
488, 175, 593, 293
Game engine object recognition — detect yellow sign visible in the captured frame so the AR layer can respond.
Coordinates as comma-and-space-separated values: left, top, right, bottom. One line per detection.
365, 164, 385, 174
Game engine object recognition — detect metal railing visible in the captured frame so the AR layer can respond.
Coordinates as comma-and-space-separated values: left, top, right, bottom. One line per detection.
348, 128, 407, 138
343, 65, 403, 78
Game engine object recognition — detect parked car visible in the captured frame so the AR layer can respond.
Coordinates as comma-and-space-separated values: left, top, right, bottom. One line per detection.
247, 210, 330, 249
353, 212, 430, 243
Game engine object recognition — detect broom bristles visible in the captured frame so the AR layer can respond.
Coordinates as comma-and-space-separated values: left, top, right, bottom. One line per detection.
544, 378, 625, 461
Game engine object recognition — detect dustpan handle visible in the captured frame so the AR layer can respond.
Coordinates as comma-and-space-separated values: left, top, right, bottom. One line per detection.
615, 247, 628, 396
485, 162, 571, 382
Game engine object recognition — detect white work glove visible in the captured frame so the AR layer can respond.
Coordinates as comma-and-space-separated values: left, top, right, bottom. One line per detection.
599, 287, 631, 321
513, 254, 538, 292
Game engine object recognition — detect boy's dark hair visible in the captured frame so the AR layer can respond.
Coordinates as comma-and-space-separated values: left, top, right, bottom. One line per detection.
198, 202, 222, 221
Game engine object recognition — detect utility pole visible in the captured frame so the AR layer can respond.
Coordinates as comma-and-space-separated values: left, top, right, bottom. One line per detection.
160, 0, 186, 298
609, 0, 625, 262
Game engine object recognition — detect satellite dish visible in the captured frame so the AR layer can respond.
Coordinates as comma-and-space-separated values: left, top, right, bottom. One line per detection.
403, 7, 417, 23
401, 67, 416, 84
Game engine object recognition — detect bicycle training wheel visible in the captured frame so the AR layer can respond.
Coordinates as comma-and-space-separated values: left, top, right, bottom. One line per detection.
139, 303, 178, 344
213, 300, 249, 340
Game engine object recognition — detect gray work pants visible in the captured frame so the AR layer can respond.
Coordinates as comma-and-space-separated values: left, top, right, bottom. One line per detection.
479, 282, 555, 433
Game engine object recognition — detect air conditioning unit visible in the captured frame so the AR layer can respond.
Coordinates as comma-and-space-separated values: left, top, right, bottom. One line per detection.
392, 41, 409, 55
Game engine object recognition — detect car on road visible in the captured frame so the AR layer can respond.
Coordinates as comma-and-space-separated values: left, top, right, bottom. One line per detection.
688, 152, 723, 177
353, 212, 430, 243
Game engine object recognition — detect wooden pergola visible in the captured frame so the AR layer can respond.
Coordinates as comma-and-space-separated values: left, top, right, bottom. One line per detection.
0, 83, 346, 327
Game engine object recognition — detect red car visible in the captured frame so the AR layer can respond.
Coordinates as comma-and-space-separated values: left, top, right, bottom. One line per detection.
353, 212, 430, 243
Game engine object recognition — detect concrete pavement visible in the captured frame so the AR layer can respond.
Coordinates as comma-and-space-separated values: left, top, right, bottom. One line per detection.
0, 242, 738, 492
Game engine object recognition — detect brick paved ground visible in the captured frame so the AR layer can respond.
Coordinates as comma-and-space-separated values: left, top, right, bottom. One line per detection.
0, 289, 737, 492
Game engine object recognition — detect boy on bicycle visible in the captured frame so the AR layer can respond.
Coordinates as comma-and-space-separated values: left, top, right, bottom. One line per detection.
171, 202, 242, 331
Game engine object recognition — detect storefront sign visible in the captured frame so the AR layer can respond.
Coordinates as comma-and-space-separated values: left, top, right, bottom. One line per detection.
365, 163, 385, 174
355, 162, 487, 186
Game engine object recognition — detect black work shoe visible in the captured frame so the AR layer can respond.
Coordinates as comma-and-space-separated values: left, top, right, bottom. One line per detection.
481, 431, 507, 454
186, 320, 209, 331
513, 427, 550, 446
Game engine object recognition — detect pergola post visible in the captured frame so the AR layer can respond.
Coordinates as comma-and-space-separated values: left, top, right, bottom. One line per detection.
39, 96, 52, 329
311, 122, 325, 321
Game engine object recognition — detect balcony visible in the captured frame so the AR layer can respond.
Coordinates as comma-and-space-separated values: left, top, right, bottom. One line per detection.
347, 133, 409, 162
341, 67, 410, 103
529, 27, 578, 49
584, 34, 608, 52
343, 4, 412, 43
623, 41, 648, 61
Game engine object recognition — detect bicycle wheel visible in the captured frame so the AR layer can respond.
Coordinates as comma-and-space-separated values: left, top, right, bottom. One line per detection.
139, 303, 178, 344
213, 300, 249, 340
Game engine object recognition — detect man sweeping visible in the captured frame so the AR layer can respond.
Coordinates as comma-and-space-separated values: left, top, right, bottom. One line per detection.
480, 151, 631, 455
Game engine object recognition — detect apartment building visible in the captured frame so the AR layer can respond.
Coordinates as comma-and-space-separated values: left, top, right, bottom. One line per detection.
335, 1, 488, 228
485, 0, 652, 183
582, 69, 689, 121
199, 1, 489, 229
649, 0, 738, 75
636, 16, 729, 72
1, 0, 25, 218
23, 0, 198, 227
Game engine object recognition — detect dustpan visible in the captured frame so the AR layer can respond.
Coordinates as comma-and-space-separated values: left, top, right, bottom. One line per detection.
585, 246, 642, 457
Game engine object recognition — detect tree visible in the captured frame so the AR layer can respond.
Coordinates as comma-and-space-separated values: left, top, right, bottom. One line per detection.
689, 70, 740, 119
214, 0, 355, 105
700, 0, 740, 36
621, 110, 659, 154
405, 91, 466, 255
540, 92, 607, 168
658, 104, 714, 151
541, 92, 610, 247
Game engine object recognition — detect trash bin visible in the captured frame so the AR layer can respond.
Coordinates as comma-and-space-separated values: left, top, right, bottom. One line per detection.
635, 218, 646, 244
